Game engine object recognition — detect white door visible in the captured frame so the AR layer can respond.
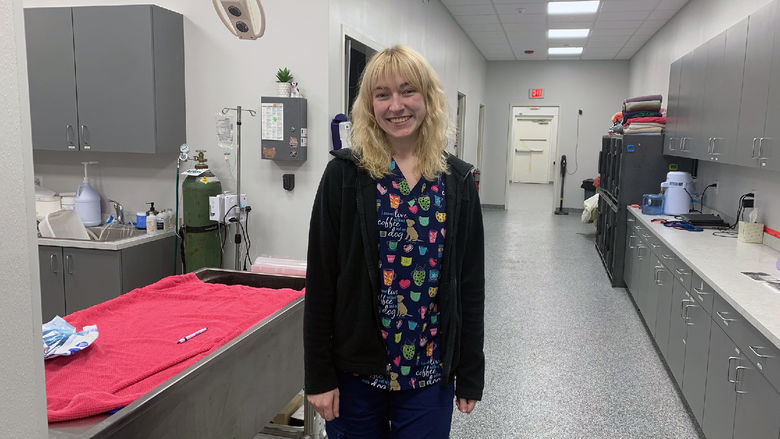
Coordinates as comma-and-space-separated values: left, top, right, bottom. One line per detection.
512, 118, 553, 183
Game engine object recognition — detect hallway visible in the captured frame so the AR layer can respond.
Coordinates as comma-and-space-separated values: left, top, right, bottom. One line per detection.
450, 183, 702, 438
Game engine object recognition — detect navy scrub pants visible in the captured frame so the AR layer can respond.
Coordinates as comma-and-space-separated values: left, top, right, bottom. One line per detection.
325, 374, 455, 439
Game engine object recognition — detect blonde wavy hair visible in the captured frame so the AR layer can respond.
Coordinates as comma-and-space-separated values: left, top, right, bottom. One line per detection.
350, 45, 451, 180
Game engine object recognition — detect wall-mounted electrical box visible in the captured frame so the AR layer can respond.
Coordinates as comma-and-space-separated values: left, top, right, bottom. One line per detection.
260, 97, 307, 162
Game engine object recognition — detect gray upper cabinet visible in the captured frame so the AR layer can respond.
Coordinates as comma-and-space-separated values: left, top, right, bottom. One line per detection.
24, 8, 79, 151
763, 2, 780, 171
701, 21, 748, 164
24, 5, 185, 153
736, 1, 777, 168
675, 47, 708, 158
665, 59, 683, 155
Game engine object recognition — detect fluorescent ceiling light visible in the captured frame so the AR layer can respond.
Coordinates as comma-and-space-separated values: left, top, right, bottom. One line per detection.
548, 47, 584, 55
548, 29, 590, 39
548, 1, 600, 15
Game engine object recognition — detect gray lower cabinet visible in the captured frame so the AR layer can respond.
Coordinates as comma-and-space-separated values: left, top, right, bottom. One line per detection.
681, 293, 711, 424
625, 213, 780, 439
667, 278, 689, 386
39, 246, 67, 321
703, 322, 741, 439
24, 5, 184, 153
732, 360, 780, 439
38, 236, 176, 319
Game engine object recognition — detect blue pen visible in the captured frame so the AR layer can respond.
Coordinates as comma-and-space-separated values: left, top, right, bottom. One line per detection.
177, 327, 207, 344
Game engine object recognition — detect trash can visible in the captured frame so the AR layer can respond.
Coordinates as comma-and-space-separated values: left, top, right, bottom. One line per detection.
581, 178, 596, 201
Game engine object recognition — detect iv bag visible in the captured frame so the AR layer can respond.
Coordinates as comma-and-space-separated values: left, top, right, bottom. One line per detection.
216, 112, 235, 149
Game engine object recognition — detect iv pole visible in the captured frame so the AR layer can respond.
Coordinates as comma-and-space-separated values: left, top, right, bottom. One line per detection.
221, 105, 256, 270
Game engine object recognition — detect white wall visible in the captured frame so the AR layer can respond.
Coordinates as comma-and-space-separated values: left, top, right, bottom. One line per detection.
26, 0, 330, 264
629, 0, 780, 228
1, 0, 48, 437
482, 61, 630, 208
328, 0, 487, 168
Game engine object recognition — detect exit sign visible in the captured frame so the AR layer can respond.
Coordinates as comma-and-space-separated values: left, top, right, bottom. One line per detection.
529, 88, 544, 99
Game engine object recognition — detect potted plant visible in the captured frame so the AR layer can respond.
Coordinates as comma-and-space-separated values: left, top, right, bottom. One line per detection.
276, 67, 293, 97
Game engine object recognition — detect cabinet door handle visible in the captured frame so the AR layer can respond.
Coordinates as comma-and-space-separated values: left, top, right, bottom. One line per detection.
734, 366, 748, 394
80, 125, 91, 150
758, 137, 766, 159
716, 310, 737, 326
748, 345, 775, 359
711, 137, 722, 155
680, 299, 692, 318
50, 254, 58, 274
654, 267, 665, 285
682, 303, 696, 320
66, 125, 76, 150
707, 138, 713, 154
727, 356, 739, 383
752, 138, 759, 158
65, 255, 73, 275
668, 137, 677, 151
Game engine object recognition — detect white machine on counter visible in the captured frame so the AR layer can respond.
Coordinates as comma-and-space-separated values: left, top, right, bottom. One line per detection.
661, 171, 693, 215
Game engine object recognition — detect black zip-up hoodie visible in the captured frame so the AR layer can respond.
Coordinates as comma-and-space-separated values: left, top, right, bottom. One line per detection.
304, 148, 485, 401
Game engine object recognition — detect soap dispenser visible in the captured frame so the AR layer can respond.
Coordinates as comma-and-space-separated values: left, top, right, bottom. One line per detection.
74, 161, 102, 226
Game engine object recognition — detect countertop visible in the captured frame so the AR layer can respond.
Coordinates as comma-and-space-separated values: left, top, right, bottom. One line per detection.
628, 207, 780, 349
38, 230, 175, 251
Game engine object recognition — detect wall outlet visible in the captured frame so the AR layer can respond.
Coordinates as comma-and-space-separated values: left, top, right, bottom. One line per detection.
712, 180, 718, 195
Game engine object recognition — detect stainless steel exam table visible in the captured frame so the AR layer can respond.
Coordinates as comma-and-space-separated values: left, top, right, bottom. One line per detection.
48, 268, 306, 439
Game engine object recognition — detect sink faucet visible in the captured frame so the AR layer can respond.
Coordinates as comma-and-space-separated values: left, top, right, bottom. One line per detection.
108, 200, 125, 224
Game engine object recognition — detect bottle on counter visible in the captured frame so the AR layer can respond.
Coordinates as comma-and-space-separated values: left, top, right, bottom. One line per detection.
146, 202, 159, 234
135, 212, 146, 230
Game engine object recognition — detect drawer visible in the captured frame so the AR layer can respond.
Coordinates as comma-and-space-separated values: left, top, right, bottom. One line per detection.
712, 294, 780, 392
670, 259, 692, 291
690, 272, 715, 313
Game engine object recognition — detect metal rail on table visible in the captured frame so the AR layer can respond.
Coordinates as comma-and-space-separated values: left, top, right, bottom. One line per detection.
48, 268, 308, 439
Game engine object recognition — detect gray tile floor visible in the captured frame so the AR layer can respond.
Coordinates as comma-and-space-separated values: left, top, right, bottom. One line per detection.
449, 183, 703, 439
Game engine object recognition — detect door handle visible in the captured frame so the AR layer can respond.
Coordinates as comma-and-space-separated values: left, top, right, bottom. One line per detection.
727, 356, 739, 383
50, 254, 58, 274
752, 137, 759, 158
65, 254, 73, 275
80, 125, 91, 150
66, 125, 77, 150
734, 366, 748, 394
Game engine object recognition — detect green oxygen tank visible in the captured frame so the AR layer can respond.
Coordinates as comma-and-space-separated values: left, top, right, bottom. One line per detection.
182, 151, 222, 272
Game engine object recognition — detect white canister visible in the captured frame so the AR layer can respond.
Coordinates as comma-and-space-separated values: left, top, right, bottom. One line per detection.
35, 195, 62, 220
60, 192, 76, 210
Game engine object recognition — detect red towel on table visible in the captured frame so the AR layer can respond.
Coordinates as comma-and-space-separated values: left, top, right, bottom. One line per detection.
624, 116, 666, 126
45, 273, 304, 422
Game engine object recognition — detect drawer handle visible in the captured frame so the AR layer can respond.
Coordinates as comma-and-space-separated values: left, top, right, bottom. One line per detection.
693, 286, 711, 296
748, 345, 775, 359
717, 311, 737, 326
675, 267, 688, 276
662, 254, 675, 261
727, 356, 739, 383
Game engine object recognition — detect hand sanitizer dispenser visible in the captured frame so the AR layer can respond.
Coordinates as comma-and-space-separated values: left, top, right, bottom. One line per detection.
74, 161, 102, 226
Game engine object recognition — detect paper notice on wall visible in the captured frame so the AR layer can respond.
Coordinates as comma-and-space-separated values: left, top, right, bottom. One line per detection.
261, 103, 284, 141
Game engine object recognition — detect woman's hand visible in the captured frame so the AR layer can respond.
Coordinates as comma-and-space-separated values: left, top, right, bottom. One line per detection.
456, 397, 477, 414
307, 388, 340, 421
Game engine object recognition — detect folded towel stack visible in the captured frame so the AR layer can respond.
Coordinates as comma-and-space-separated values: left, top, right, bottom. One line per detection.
619, 94, 665, 134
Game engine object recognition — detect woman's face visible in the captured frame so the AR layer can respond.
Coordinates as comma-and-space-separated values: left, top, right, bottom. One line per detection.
372, 73, 427, 146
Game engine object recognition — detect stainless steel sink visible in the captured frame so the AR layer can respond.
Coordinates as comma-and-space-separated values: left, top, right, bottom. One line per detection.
86, 225, 146, 241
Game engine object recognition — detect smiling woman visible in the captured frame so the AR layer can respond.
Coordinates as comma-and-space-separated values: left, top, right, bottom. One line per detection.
305, 45, 485, 439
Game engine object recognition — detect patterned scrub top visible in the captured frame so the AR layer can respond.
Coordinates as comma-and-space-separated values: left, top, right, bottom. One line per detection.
363, 159, 446, 391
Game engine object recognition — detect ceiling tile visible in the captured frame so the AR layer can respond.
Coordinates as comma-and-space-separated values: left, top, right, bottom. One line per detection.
657, 0, 689, 10
442, 0, 492, 5
456, 14, 501, 25
502, 22, 547, 32
598, 10, 651, 20
593, 20, 643, 29
459, 22, 505, 32
493, 3, 547, 15
601, 0, 659, 11
590, 28, 635, 37
648, 8, 678, 20
447, 4, 497, 15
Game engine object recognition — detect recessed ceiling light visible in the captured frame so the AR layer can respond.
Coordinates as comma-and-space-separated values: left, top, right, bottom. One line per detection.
548, 47, 584, 55
547, 1, 600, 15
548, 29, 590, 39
